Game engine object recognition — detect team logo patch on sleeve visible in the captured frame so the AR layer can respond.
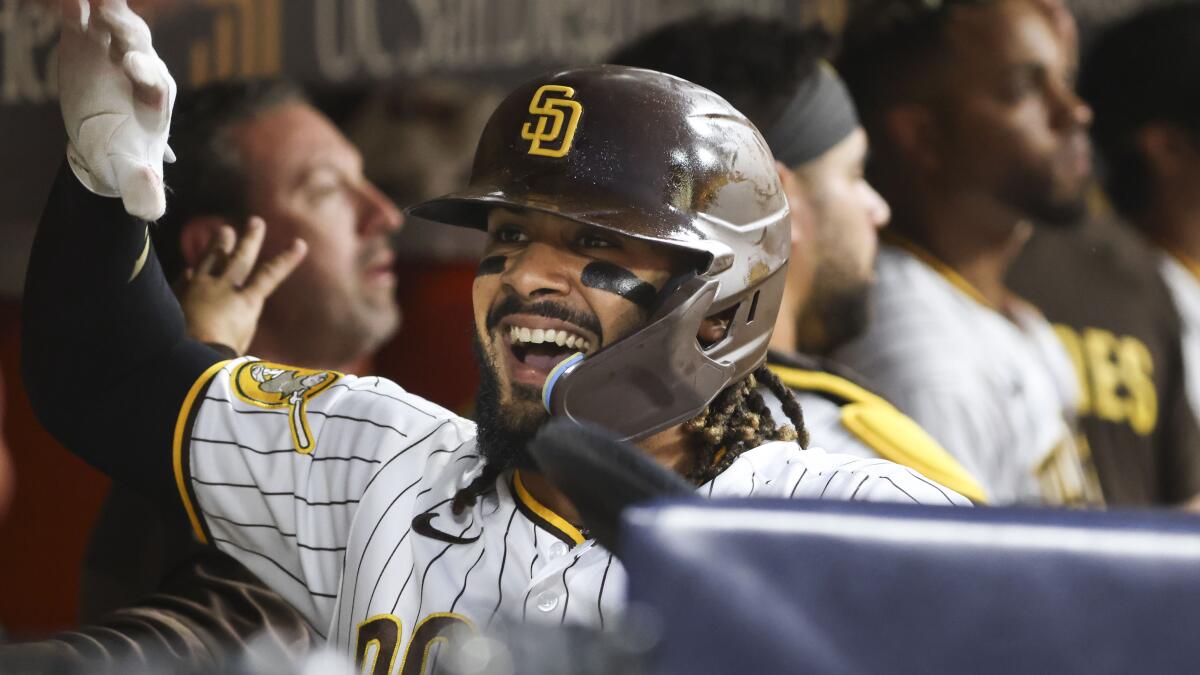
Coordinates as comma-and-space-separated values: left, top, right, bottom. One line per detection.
231, 362, 342, 454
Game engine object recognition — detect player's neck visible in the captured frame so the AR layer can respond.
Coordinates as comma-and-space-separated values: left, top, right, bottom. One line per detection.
518, 425, 696, 535
890, 200, 1033, 313
769, 303, 798, 354
248, 330, 369, 374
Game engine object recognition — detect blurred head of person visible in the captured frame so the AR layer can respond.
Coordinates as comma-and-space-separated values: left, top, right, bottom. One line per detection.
610, 14, 890, 354
1079, 2, 1200, 235
839, 0, 1092, 236
155, 80, 404, 370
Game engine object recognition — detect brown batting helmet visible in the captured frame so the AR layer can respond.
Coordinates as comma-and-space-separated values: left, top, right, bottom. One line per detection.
409, 65, 790, 441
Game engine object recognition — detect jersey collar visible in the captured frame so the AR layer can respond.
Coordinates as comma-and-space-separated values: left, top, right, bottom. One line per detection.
883, 232, 994, 309
511, 470, 587, 546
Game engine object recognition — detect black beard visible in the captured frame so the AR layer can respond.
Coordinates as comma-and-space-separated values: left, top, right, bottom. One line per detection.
815, 283, 871, 353
471, 332, 543, 474
800, 276, 872, 355
999, 173, 1089, 228
472, 293, 607, 473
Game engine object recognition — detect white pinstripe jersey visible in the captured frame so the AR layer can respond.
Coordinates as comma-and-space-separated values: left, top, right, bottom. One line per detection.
1160, 253, 1200, 425
175, 357, 969, 669
833, 243, 1103, 506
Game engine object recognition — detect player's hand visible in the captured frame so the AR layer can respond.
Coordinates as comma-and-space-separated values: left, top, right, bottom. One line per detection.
58, 0, 177, 220
178, 217, 308, 355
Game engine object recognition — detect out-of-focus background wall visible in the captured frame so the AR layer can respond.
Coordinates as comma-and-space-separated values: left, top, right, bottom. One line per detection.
0, 0, 1174, 638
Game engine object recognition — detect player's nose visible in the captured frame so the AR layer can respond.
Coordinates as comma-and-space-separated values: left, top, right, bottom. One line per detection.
503, 242, 572, 299
864, 182, 891, 229
357, 180, 403, 237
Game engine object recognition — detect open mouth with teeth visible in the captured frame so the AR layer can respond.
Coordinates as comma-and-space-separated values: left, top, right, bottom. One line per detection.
505, 325, 592, 388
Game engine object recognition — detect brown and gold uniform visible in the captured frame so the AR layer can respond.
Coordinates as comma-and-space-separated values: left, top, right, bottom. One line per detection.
1009, 216, 1200, 505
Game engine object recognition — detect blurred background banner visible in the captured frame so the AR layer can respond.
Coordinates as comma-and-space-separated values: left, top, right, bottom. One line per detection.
0, 0, 846, 297
0, 0, 1177, 295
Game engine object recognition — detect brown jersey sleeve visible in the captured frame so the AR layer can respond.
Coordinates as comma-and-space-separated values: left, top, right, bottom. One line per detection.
0, 548, 317, 674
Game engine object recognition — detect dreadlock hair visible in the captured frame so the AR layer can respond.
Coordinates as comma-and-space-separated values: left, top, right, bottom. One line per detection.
452, 463, 504, 515
451, 365, 808, 514
683, 365, 808, 485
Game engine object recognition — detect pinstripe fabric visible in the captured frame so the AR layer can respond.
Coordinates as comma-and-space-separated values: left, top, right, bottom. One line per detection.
183, 358, 967, 659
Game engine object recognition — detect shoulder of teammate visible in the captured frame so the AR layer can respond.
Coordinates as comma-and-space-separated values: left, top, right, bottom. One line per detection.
728, 441, 971, 507
765, 351, 988, 504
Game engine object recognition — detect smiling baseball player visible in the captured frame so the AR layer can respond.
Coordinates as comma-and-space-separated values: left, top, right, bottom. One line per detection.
23, 1, 968, 668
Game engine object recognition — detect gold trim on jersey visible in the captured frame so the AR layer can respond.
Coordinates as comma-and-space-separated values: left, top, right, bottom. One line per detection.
174, 359, 235, 544
768, 364, 989, 504
397, 613, 475, 675
355, 614, 403, 675
883, 232, 993, 309
512, 470, 586, 546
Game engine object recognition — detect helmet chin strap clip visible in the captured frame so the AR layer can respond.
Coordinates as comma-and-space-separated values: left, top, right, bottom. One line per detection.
542, 352, 586, 412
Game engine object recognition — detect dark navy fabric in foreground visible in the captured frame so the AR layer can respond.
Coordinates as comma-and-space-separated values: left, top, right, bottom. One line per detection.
622, 499, 1200, 675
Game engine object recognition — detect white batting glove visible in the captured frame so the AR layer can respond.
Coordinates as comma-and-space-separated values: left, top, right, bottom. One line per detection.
58, 0, 177, 221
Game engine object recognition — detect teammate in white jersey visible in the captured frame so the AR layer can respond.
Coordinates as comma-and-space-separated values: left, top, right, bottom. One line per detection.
1077, 3, 1200, 436
20, 2, 967, 669
834, 0, 1103, 505
611, 15, 986, 503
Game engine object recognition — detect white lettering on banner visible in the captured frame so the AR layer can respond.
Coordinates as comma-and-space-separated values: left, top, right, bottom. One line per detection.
0, 0, 59, 105
312, 0, 803, 83
0, 0, 827, 97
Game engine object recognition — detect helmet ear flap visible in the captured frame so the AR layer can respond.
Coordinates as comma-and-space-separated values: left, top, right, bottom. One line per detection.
699, 287, 764, 353
651, 270, 698, 316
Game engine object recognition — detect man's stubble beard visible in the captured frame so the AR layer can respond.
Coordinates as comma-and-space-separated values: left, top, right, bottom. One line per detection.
255, 278, 400, 370
801, 275, 871, 354
997, 151, 1091, 228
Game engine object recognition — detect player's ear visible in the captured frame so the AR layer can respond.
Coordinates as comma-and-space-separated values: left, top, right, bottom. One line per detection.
697, 313, 732, 345
883, 103, 940, 172
1136, 123, 1199, 181
776, 162, 811, 245
179, 215, 232, 269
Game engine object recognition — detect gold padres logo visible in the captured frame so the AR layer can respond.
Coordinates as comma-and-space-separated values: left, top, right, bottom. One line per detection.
521, 85, 583, 158
232, 362, 341, 454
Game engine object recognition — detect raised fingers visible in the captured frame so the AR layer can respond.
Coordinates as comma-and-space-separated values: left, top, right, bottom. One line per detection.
122, 50, 168, 111
97, 0, 153, 57
244, 239, 308, 301
61, 0, 90, 33
195, 225, 236, 276
225, 217, 267, 286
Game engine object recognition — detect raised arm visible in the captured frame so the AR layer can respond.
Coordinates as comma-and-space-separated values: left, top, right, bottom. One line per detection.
21, 0, 301, 502
22, 162, 218, 502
